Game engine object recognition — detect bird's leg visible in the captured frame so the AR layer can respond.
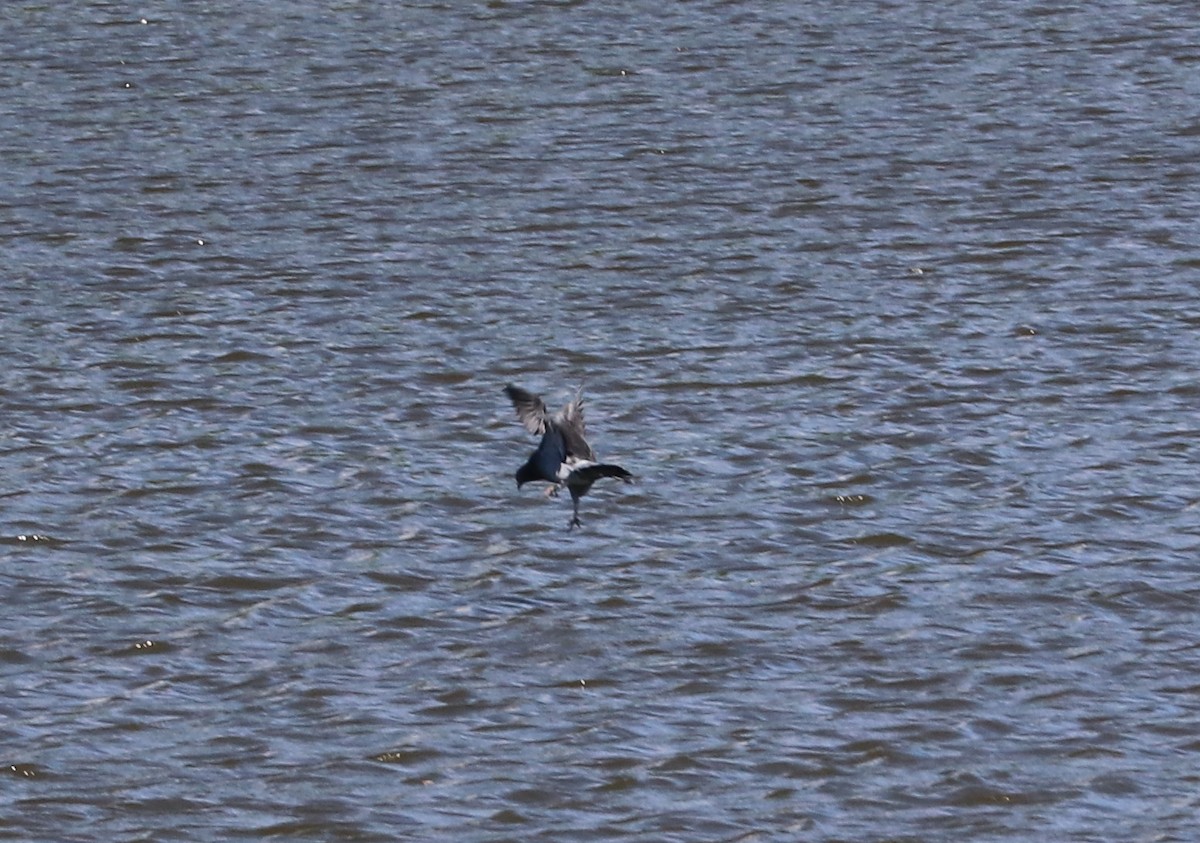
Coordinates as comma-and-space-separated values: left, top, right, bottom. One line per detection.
568, 497, 582, 530
543, 484, 559, 498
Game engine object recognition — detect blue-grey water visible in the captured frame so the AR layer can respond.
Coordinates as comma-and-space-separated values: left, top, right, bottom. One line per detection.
4, 2, 1200, 840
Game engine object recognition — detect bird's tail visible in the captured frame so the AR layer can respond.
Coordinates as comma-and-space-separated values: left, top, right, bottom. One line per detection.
574, 462, 633, 483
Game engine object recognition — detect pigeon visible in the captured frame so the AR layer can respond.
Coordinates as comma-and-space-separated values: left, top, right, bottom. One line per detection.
504, 384, 633, 529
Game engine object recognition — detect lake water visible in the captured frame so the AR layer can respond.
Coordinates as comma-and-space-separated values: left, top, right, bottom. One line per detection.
3, 1, 1200, 840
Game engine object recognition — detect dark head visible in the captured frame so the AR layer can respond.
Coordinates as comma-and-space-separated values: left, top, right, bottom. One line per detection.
515, 462, 539, 488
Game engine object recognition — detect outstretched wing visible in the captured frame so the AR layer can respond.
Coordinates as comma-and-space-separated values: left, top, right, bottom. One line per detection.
556, 387, 595, 461
504, 385, 549, 436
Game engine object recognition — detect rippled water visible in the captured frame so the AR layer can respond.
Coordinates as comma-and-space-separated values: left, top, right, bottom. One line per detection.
4, 2, 1200, 840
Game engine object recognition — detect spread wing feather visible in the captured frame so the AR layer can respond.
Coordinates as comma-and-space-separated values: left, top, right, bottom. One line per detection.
556, 388, 594, 461
504, 384, 549, 436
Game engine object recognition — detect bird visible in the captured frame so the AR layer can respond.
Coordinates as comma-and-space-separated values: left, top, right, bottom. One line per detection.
504, 384, 633, 529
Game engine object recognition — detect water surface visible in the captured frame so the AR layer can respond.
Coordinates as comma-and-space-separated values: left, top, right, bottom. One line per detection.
3, 2, 1200, 840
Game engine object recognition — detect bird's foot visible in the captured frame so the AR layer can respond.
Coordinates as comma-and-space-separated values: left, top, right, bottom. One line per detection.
568, 515, 582, 530
543, 485, 560, 498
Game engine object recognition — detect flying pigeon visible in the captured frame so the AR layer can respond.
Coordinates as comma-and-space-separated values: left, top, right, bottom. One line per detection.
504, 384, 633, 529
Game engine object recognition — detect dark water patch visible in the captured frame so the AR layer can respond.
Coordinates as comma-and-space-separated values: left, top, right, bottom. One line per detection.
196, 574, 311, 593
370, 747, 440, 766
1, 534, 63, 547
4, 763, 42, 779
